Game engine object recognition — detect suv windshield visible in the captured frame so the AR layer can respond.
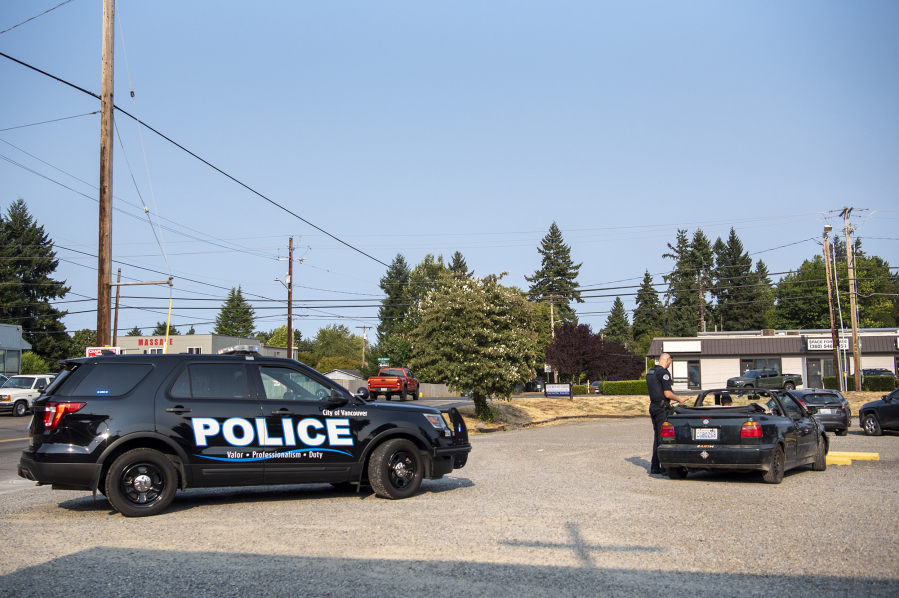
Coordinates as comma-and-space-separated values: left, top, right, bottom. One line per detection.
1, 377, 35, 390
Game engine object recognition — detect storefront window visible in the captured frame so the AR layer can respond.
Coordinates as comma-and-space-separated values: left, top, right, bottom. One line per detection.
5, 350, 20, 375
688, 361, 701, 390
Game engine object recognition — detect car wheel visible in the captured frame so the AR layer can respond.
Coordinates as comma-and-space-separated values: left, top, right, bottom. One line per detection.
812, 439, 827, 471
666, 466, 688, 480
784, 382, 795, 391
385, 394, 391, 401
13, 401, 28, 417
105, 448, 177, 517
413, 388, 420, 400
863, 414, 882, 436
368, 438, 423, 499
836, 428, 848, 436
762, 445, 785, 484
399, 387, 407, 401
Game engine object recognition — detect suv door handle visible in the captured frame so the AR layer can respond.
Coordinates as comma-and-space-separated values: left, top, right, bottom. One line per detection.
165, 407, 192, 414
272, 409, 294, 415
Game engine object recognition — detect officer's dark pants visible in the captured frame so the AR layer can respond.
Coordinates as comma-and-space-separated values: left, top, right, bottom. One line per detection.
650, 406, 667, 471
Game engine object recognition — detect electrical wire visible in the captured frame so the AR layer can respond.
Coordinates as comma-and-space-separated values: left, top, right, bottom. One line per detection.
0, 111, 98, 131
0, 0, 77, 36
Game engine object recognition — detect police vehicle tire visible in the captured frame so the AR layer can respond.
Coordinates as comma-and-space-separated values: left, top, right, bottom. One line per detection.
762, 446, 785, 484
812, 438, 827, 471
368, 438, 423, 499
666, 466, 688, 480
13, 400, 28, 417
106, 448, 178, 517
863, 414, 882, 436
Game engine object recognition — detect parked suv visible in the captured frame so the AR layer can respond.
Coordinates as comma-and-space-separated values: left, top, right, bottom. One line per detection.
18, 348, 471, 517
0, 374, 56, 417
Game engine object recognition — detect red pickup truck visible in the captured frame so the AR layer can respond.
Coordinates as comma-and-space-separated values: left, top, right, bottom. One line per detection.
368, 368, 420, 401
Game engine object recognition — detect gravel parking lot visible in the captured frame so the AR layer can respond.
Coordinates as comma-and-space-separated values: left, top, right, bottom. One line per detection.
1, 417, 897, 597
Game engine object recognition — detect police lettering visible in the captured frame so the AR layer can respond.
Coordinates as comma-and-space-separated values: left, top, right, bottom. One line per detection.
191, 417, 352, 448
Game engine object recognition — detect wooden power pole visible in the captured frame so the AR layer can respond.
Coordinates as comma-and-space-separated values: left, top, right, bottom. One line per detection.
356, 326, 372, 367
96, 0, 115, 346
841, 207, 862, 391
287, 236, 293, 357
112, 268, 122, 347
822, 227, 841, 391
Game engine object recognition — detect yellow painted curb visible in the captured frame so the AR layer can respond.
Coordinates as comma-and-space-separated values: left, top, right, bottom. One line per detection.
826, 456, 852, 466
828, 451, 879, 461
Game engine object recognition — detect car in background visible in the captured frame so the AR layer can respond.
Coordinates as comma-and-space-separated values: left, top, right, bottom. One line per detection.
0, 375, 7, 386
787, 389, 851, 436
590, 381, 601, 394
0, 374, 56, 417
862, 368, 897, 379
858, 388, 899, 436
525, 379, 545, 393
726, 369, 803, 391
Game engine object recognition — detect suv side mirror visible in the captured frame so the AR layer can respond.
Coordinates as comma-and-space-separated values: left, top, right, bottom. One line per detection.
328, 388, 349, 406
37, 385, 45, 392
354, 387, 370, 400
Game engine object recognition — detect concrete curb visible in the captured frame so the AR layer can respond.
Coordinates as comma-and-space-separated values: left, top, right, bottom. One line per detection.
474, 413, 649, 433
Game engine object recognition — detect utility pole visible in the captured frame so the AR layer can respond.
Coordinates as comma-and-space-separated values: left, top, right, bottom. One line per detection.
548, 295, 558, 383
356, 326, 372, 367
287, 237, 294, 357
96, 0, 115, 346
112, 268, 122, 347
698, 273, 705, 333
841, 207, 862, 391
822, 227, 841, 391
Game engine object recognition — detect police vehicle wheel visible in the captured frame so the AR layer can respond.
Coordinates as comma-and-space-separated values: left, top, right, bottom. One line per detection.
812, 439, 827, 471
762, 446, 784, 484
666, 466, 688, 480
106, 448, 177, 517
13, 401, 28, 417
368, 439, 422, 499
863, 414, 882, 436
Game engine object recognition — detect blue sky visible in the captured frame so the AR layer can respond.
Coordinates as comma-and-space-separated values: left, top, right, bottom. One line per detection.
1, 0, 897, 342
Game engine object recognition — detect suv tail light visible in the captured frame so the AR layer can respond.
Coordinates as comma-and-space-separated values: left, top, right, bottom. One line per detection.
741, 421, 763, 438
43, 401, 86, 430
660, 422, 675, 438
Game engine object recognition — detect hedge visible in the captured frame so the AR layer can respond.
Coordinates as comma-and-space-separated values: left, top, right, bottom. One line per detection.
572, 385, 588, 395
823, 376, 898, 392
602, 380, 649, 395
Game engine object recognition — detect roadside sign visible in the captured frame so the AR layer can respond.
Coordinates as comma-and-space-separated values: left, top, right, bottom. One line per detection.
544, 364, 552, 373
545, 383, 571, 397
85, 347, 122, 357
378, 357, 389, 366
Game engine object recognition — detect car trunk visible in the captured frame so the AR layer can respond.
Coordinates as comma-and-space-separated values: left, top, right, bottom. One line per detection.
667, 410, 761, 445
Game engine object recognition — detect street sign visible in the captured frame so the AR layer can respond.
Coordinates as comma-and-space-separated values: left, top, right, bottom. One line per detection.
544, 364, 552, 373
85, 347, 122, 357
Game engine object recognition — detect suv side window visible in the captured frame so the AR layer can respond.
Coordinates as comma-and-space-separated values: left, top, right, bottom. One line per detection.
70, 364, 154, 397
171, 364, 250, 399
259, 366, 331, 401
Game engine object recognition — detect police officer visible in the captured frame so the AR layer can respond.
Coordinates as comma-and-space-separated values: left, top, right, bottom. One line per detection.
647, 353, 689, 475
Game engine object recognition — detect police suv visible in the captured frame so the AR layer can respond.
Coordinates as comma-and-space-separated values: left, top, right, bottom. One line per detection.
18, 346, 471, 517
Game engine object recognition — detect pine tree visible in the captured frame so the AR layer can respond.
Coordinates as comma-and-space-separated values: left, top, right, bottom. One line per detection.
377, 254, 411, 340
126, 326, 142, 336
448, 251, 473, 278
525, 222, 583, 324
603, 297, 631, 347
663, 229, 697, 337
632, 270, 665, 339
213, 286, 255, 337
752, 260, 776, 329
186, 326, 195, 335
152, 322, 180, 336
710, 228, 755, 331
689, 229, 715, 332
0, 199, 70, 362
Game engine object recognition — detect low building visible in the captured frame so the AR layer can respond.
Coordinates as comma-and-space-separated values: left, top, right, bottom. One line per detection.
113, 334, 296, 359
0, 324, 32, 376
648, 328, 899, 391
323, 369, 366, 393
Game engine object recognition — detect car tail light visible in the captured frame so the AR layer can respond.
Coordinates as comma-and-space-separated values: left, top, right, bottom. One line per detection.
43, 401, 86, 430
660, 422, 675, 438
741, 421, 763, 438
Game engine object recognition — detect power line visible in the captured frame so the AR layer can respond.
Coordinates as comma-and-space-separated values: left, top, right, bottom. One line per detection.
0, 0, 77, 36
0, 111, 98, 131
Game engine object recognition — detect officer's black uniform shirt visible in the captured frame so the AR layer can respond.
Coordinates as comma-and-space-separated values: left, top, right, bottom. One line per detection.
646, 366, 673, 411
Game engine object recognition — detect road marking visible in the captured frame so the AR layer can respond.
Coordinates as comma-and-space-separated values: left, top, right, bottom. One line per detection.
0, 437, 28, 443
828, 451, 879, 461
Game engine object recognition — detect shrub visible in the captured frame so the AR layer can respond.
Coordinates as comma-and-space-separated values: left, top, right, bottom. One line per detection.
602, 380, 649, 395
823, 376, 899, 392
21, 352, 50, 375
572, 385, 587, 395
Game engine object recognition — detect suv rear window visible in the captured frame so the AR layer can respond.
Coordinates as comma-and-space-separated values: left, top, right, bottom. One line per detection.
800, 393, 842, 406
69, 364, 153, 397
171, 364, 250, 398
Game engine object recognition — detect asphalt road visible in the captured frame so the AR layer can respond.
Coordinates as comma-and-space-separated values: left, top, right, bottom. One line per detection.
0, 415, 31, 495
1, 415, 897, 597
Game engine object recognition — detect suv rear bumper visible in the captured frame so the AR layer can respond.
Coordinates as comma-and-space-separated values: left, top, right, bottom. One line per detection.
18, 455, 100, 490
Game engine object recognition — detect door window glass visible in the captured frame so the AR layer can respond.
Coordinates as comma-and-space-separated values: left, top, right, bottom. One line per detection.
779, 395, 804, 418
259, 366, 331, 401
170, 364, 250, 398
70, 364, 154, 397
687, 361, 701, 390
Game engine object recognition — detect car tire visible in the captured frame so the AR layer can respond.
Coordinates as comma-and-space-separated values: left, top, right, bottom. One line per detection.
399, 387, 407, 401
666, 466, 688, 480
762, 445, 785, 484
368, 438, 423, 500
744, 384, 754, 388
784, 382, 795, 391
812, 439, 827, 471
385, 394, 391, 401
413, 388, 420, 400
105, 448, 178, 517
836, 428, 848, 436
863, 414, 882, 436
13, 401, 28, 417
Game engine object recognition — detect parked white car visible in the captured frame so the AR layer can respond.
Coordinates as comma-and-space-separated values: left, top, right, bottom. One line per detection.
0, 375, 56, 417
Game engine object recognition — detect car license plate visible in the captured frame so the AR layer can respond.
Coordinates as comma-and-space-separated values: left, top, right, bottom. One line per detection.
380, 388, 389, 391
818, 408, 833, 414
694, 428, 718, 441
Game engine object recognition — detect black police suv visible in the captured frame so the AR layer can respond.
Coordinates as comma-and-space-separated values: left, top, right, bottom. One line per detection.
18, 348, 471, 517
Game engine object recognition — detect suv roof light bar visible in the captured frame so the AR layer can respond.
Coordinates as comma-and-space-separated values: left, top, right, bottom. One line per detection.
217, 345, 261, 356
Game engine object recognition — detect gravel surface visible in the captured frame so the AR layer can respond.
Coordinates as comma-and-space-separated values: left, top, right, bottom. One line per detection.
1, 418, 897, 597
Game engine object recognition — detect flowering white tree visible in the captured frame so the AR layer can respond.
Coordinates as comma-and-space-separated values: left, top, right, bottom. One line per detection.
409, 273, 539, 421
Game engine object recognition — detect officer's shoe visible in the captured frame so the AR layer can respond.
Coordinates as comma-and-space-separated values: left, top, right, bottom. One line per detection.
650, 466, 666, 475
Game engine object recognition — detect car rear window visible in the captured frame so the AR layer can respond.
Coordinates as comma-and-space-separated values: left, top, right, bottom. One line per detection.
800, 393, 842, 406
379, 369, 406, 377
171, 364, 250, 399
69, 364, 154, 397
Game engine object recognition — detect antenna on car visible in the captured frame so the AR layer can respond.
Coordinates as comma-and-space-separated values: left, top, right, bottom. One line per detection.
217, 345, 261, 356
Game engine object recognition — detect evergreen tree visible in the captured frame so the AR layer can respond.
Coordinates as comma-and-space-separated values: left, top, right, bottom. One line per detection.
448, 251, 473, 278
710, 228, 755, 331
525, 222, 583, 324
632, 270, 665, 339
0, 199, 70, 362
663, 229, 697, 337
126, 326, 142, 336
690, 229, 715, 332
152, 322, 180, 336
186, 326, 196, 335
603, 297, 631, 347
753, 260, 776, 329
212, 286, 255, 337
377, 254, 411, 341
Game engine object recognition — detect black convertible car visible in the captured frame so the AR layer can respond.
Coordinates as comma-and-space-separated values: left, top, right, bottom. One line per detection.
858, 388, 899, 436
657, 389, 828, 484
